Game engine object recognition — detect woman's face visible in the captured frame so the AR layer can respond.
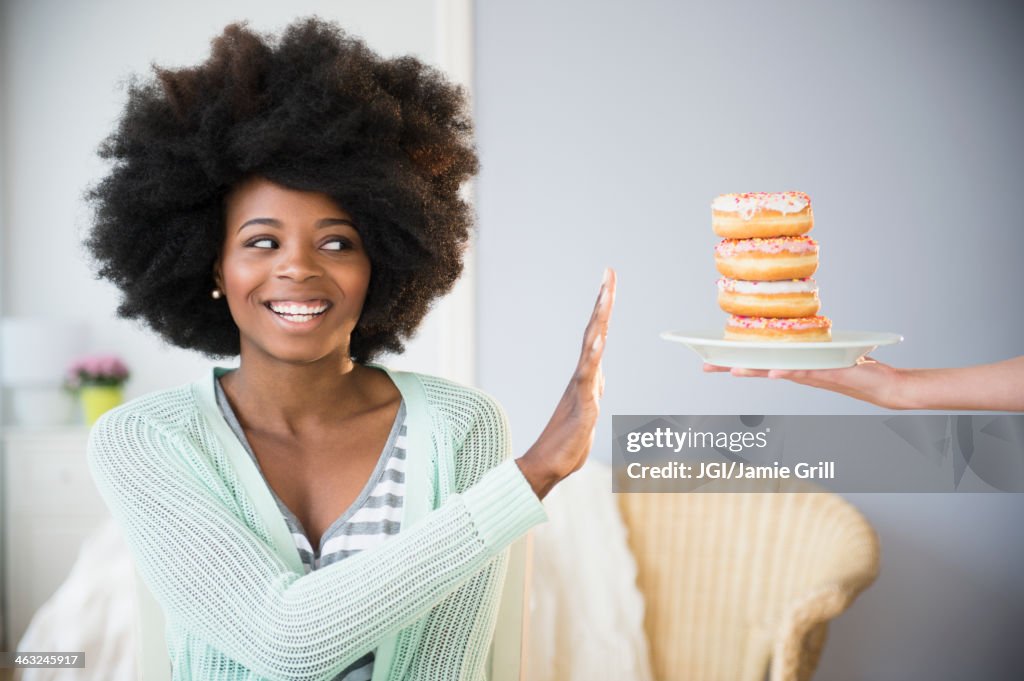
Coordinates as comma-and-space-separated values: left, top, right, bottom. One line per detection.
214, 176, 371, 364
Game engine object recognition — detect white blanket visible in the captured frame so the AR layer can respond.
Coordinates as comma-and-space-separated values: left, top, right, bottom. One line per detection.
16, 518, 136, 681
526, 460, 655, 681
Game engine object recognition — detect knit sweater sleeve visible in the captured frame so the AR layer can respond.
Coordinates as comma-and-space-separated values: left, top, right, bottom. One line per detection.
405, 380, 523, 678
86, 393, 547, 681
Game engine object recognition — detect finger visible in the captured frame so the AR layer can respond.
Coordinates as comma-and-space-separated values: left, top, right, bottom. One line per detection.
579, 269, 616, 369
573, 330, 610, 394
730, 367, 771, 378
593, 362, 605, 400
583, 268, 616, 345
702, 363, 731, 373
571, 333, 603, 387
604, 268, 617, 314
588, 268, 612, 318
581, 331, 606, 377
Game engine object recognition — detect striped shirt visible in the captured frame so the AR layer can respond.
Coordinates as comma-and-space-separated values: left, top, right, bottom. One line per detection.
214, 373, 406, 681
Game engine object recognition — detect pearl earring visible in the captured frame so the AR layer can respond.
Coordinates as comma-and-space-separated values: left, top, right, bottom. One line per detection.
211, 289, 223, 300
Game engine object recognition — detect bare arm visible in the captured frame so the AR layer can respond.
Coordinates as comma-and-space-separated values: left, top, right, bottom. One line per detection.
704, 355, 1024, 411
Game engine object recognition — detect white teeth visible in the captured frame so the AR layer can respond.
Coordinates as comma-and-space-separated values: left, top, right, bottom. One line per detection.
268, 302, 328, 315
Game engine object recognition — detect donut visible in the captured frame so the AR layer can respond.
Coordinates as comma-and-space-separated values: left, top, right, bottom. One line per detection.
712, 191, 813, 239
717, 277, 820, 318
724, 314, 832, 342
714, 236, 819, 281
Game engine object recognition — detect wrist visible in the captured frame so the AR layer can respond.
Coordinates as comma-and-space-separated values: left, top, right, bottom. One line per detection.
888, 367, 925, 410
515, 451, 561, 501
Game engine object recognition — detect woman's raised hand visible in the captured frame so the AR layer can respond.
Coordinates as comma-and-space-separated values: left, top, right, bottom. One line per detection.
516, 268, 616, 500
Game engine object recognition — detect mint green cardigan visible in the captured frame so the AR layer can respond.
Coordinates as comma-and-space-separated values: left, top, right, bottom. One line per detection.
86, 365, 548, 680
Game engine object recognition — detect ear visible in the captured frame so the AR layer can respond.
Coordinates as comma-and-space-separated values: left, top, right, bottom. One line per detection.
212, 261, 223, 290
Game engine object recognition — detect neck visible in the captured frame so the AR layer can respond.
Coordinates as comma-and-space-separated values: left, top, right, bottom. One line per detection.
222, 350, 378, 437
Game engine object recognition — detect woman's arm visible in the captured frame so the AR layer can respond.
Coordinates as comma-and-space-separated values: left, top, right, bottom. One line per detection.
87, 408, 544, 681
703, 355, 1024, 411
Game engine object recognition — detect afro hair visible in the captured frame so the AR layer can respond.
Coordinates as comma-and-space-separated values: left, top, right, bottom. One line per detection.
83, 16, 478, 363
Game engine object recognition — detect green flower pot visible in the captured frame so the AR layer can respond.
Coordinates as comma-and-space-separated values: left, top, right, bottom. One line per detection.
81, 385, 124, 426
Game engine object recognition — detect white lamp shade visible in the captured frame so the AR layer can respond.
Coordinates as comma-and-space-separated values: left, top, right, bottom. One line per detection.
1, 317, 91, 386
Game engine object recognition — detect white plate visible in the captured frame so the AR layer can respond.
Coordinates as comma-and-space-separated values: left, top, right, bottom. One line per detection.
661, 329, 904, 370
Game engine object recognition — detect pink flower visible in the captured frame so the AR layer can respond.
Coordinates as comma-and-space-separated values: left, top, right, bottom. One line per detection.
64, 353, 130, 390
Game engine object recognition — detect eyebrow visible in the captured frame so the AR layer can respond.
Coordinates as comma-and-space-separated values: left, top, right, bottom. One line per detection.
237, 217, 357, 234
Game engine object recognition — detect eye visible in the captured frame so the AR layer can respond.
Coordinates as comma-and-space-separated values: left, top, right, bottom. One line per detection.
244, 237, 354, 251
322, 238, 353, 251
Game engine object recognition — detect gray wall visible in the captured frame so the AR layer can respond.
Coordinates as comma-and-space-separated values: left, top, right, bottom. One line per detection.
475, 1, 1024, 679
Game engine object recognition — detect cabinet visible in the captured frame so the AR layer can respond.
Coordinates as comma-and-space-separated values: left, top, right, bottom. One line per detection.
1, 427, 110, 651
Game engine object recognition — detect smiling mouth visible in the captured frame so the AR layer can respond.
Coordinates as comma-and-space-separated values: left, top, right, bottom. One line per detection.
264, 302, 331, 323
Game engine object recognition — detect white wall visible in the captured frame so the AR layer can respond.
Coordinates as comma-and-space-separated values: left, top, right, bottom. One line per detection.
474, 0, 1024, 678
0, 0, 473, 405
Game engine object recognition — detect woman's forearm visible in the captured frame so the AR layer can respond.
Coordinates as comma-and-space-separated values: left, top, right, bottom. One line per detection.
895, 356, 1024, 411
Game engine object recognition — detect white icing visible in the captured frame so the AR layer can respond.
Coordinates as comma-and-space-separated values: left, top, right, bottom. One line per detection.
717, 277, 817, 294
712, 192, 810, 221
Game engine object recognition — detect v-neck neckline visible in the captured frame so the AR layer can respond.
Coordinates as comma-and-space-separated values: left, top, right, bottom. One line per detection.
190, 363, 436, 578
212, 370, 408, 557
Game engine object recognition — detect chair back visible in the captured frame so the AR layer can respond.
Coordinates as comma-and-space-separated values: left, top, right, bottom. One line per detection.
617, 482, 879, 681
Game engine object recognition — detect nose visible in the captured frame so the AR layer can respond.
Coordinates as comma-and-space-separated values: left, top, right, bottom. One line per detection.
273, 242, 324, 281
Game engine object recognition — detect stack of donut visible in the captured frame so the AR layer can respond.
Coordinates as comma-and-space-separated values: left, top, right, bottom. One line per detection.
712, 191, 832, 341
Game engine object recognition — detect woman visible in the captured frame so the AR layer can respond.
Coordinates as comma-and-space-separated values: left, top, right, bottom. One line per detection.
83, 17, 615, 680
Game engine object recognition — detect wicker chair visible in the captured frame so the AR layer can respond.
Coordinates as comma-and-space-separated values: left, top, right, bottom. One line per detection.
617, 481, 880, 681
